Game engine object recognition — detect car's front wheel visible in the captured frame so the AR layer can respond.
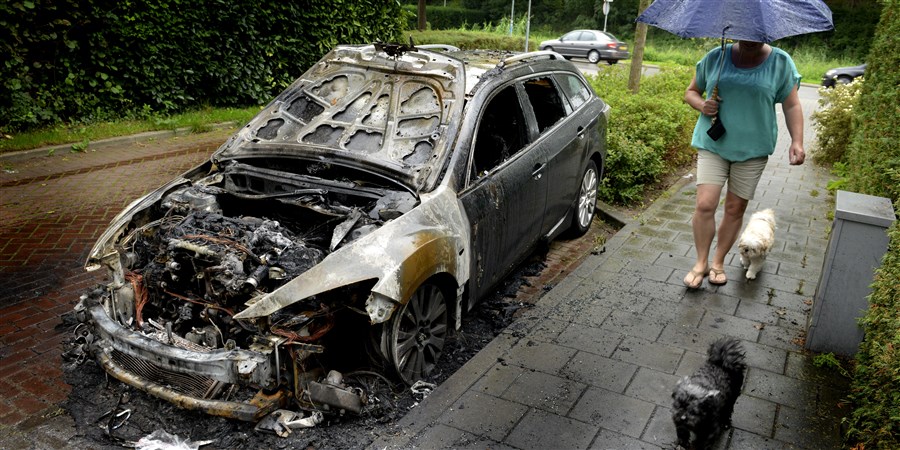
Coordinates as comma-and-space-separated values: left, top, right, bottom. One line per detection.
569, 160, 599, 236
587, 50, 601, 64
385, 282, 448, 385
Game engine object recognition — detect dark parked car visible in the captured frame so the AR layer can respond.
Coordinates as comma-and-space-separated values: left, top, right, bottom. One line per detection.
539, 29, 630, 64
72, 43, 608, 422
821, 63, 866, 87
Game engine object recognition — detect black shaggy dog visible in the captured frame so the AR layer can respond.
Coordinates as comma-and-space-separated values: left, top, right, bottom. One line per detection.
671, 337, 747, 450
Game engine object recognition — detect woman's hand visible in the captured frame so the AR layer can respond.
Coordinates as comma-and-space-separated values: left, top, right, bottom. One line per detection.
701, 96, 720, 117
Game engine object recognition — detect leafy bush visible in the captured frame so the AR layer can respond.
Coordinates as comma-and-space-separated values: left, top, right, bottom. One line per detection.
810, 79, 864, 165
0, 0, 408, 133
586, 65, 696, 204
846, 223, 900, 449
842, 2, 900, 448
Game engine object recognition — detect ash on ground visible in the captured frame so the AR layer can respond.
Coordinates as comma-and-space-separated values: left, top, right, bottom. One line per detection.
61, 260, 545, 450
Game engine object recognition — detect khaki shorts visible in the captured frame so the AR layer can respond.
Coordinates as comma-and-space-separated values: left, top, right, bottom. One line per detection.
696, 150, 768, 200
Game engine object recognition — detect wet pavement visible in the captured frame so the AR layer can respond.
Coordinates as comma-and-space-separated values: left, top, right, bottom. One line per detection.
370, 84, 852, 450
0, 84, 851, 449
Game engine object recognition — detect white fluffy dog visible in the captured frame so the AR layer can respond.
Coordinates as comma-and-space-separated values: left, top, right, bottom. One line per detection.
738, 209, 776, 280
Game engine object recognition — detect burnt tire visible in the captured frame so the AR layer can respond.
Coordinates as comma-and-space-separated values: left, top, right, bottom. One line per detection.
385, 282, 448, 385
569, 160, 599, 237
587, 50, 601, 64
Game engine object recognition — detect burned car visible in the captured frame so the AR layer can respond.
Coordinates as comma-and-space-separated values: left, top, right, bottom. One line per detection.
73, 43, 609, 422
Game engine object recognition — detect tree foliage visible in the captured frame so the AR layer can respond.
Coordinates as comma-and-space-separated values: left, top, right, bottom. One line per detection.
1, 0, 408, 132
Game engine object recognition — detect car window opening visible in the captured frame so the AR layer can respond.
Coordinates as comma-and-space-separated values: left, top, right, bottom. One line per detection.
523, 77, 567, 133
473, 86, 528, 176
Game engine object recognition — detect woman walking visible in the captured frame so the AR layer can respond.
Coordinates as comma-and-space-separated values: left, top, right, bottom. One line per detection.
682, 40, 805, 288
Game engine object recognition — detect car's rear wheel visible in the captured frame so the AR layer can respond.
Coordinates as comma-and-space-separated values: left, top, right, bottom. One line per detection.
569, 160, 599, 236
587, 50, 601, 64
385, 282, 448, 385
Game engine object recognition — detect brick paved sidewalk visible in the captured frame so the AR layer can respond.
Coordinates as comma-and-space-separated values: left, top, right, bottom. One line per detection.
0, 129, 234, 441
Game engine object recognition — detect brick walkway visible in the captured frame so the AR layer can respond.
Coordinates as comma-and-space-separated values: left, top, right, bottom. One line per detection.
0, 129, 234, 431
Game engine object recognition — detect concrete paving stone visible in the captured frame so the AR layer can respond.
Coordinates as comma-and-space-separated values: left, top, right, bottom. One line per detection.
644, 238, 692, 258
735, 299, 790, 326
642, 298, 705, 329
775, 308, 807, 331
560, 351, 637, 393
525, 317, 569, 343
744, 368, 819, 411
638, 407, 680, 449
740, 340, 789, 374
499, 369, 586, 414
620, 260, 676, 284
624, 367, 680, 408
629, 278, 687, 304
632, 226, 677, 241
616, 246, 664, 264
612, 335, 683, 374
471, 363, 524, 397
438, 391, 529, 442
774, 404, 843, 449
766, 289, 812, 313
603, 309, 668, 341
569, 387, 656, 438
575, 287, 651, 313
556, 322, 622, 358
712, 280, 782, 306
504, 339, 578, 375
621, 233, 653, 251
408, 423, 516, 450
505, 408, 598, 450
731, 393, 777, 437
591, 427, 664, 449
681, 290, 740, 315
757, 324, 805, 352
698, 310, 762, 343
649, 209, 688, 222
673, 349, 706, 378
656, 324, 725, 355
728, 429, 799, 449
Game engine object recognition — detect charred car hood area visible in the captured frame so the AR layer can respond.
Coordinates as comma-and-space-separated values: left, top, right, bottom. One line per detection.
74, 44, 470, 423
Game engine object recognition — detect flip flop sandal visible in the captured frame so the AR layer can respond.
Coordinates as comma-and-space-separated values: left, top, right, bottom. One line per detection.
683, 268, 708, 289
708, 268, 728, 286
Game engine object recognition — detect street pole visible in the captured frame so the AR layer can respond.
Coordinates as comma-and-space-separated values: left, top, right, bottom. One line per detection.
603, 0, 610, 32
628, 0, 651, 94
524, 0, 531, 52
509, 0, 515, 35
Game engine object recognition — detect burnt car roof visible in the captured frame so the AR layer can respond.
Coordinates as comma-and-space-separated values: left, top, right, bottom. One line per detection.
212, 46, 582, 194
213, 45, 467, 193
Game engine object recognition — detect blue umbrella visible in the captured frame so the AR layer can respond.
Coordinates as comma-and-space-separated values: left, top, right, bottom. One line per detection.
636, 0, 834, 42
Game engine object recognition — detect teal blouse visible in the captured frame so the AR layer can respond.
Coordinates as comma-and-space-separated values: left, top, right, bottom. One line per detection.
690, 44, 801, 162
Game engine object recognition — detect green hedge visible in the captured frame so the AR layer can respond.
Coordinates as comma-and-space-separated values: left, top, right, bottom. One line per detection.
843, 1, 900, 448
0, 0, 408, 133
586, 66, 696, 205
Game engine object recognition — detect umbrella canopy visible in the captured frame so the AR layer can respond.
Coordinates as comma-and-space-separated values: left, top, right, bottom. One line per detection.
636, 0, 833, 42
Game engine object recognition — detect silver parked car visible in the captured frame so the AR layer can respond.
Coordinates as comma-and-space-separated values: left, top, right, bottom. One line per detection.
72, 43, 609, 422
540, 29, 630, 64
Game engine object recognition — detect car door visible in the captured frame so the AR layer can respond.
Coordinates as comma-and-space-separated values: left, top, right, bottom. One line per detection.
458, 83, 547, 300
520, 74, 586, 237
559, 31, 582, 57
